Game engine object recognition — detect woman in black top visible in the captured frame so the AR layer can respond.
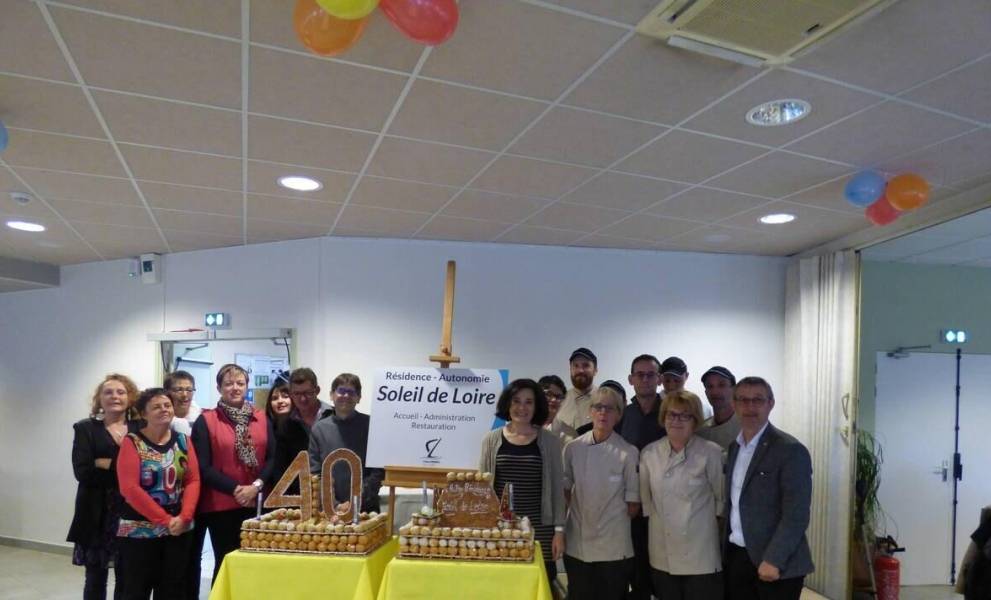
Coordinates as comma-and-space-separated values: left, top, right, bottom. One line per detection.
266, 373, 308, 488
67, 373, 140, 600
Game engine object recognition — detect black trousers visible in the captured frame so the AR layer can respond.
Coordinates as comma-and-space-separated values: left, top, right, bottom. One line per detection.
564, 554, 632, 600
83, 564, 122, 600
189, 508, 255, 599
651, 567, 723, 600
117, 534, 193, 600
626, 515, 652, 600
725, 544, 804, 600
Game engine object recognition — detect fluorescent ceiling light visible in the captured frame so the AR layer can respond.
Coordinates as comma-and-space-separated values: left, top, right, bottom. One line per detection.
746, 99, 811, 126
666, 35, 765, 67
6, 220, 46, 232
759, 213, 796, 225
277, 175, 322, 192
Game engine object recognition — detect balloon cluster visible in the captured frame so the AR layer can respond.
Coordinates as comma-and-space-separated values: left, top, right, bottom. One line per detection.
844, 171, 930, 226
294, 0, 458, 57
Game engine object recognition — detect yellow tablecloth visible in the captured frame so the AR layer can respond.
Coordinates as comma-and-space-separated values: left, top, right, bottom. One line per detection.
376, 542, 551, 600
210, 538, 398, 600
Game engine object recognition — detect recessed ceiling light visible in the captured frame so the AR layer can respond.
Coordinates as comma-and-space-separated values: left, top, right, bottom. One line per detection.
746, 99, 811, 126
6, 220, 46, 232
759, 213, 796, 225
277, 175, 322, 192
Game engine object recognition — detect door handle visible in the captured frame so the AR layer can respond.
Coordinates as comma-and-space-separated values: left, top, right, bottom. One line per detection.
932, 460, 949, 482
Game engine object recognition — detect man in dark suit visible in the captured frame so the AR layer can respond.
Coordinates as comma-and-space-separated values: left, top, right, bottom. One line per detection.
724, 376, 814, 600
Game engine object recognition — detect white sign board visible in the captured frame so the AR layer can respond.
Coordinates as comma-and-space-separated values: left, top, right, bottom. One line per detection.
366, 367, 508, 469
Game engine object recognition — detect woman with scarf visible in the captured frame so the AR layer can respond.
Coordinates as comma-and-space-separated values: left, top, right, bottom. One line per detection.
189, 364, 275, 598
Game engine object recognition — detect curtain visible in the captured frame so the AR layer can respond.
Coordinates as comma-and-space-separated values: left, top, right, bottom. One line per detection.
782, 251, 859, 599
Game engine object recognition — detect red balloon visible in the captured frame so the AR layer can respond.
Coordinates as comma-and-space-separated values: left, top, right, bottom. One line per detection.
379, 0, 458, 45
294, 0, 368, 57
865, 195, 900, 226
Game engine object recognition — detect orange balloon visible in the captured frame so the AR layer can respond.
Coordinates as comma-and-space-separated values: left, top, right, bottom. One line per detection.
294, 0, 367, 57
886, 173, 930, 211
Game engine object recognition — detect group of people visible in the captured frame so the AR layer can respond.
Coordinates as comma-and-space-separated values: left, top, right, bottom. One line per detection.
483, 348, 813, 600
67, 349, 813, 600
68, 365, 378, 600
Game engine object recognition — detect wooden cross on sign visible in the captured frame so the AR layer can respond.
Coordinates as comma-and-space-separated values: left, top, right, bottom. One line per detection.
429, 260, 461, 368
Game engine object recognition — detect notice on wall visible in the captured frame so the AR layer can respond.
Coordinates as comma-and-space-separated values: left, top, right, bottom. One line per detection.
366, 367, 509, 469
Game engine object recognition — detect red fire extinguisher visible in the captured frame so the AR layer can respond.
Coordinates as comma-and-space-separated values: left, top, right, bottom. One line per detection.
874, 535, 905, 600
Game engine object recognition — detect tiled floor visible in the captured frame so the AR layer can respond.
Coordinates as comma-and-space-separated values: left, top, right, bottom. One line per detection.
900, 585, 963, 600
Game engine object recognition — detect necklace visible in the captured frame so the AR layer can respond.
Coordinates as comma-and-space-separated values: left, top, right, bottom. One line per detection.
106, 421, 127, 444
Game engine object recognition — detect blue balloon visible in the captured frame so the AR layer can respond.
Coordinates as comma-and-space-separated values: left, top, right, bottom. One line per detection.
0, 121, 7, 154
844, 171, 885, 208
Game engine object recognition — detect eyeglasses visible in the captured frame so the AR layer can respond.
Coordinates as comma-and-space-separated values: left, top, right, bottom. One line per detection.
734, 396, 769, 407
665, 411, 694, 422
631, 371, 658, 380
542, 388, 564, 400
292, 389, 317, 398
170, 387, 195, 394
334, 387, 358, 397
590, 403, 618, 413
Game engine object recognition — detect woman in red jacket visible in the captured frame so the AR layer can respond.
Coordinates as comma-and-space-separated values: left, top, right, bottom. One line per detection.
116, 387, 200, 599
190, 364, 275, 597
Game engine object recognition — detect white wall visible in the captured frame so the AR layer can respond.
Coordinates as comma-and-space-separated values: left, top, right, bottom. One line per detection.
0, 236, 787, 547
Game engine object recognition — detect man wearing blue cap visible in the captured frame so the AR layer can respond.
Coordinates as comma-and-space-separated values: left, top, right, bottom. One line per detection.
555, 347, 598, 439
697, 366, 740, 449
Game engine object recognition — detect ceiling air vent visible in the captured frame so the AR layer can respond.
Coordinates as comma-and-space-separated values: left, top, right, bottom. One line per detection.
636, 0, 895, 65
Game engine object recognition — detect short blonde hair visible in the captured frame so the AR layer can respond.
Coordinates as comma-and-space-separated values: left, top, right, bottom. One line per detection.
89, 373, 139, 418
593, 387, 625, 415
659, 390, 704, 427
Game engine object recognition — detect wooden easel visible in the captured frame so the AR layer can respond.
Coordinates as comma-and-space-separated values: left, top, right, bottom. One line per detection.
385, 260, 462, 532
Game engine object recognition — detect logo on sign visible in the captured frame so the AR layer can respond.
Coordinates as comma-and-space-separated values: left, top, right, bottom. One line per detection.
423, 438, 442, 463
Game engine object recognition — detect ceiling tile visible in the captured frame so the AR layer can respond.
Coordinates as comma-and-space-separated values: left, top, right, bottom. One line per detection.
0, 1, 73, 81
877, 129, 991, 189
389, 80, 546, 151
566, 35, 760, 124
2, 237, 101, 265
574, 235, 658, 250
510, 107, 664, 167
1, 217, 79, 247
2, 130, 125, 177
0, 188, 62, 222
349, 177, 454, 213
249, 0, 422, 73
421, 0, 627, 100
415, 215, 507, 242
121, 145, 241, 190
151, 209, 242, 237
366, 138, 494, 187
246, 161, 354, 203
334, 205, 431, 237
0, 75, 103, 138
498, 225, 584, 246
542, 0, 655, 25
787, 102, 973, 166
683, 70, 880, 147
163, 229, 243, 253
783, 177, 862, 214
716, 201, 870, 253
441, 190, 549, 223
52, 7, 241, 108
663, 225, 783, 255
15, 169, 140, 206
71, 222, 167, 258
55, 0, 242, 37
246, 218, 327, 243
94, 91, 241, 156
616, 130, 766, 183
523, 202, 629, 233
707, 152, 851, 198
47, 198, 155, 228
597, 213, 699, 241
646, 187, 769, 222
472, 156, 597, 199
903, 57, 991, 123
139, 182, 243, 216
793, 0, 991, 94
246, 194, 341, 225
247, 116, 375, 172
564, 172, 686, 212
249, 46, 406, 132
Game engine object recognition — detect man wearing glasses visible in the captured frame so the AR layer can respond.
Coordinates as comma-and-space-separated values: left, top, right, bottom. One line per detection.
618, 355, 666, 600
166, 370, 201, 436
725, 377, 813, 600
289, 367, 333, 430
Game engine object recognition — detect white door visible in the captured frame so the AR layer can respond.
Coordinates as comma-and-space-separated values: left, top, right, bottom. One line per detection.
957, 353, 991, 578
875, 352, 955, 585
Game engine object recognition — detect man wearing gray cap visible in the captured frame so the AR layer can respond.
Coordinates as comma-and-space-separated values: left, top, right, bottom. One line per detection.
555, 347, 598, 439
697, 366, 741, 449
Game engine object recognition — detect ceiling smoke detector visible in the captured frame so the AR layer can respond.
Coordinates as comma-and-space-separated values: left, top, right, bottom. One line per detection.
10, 192, 33, 206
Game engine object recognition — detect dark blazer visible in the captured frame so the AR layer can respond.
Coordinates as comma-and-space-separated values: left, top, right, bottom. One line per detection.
724, 422, 815, 579
66, 417, 139, 545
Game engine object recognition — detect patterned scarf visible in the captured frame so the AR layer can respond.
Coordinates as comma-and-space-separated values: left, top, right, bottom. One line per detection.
217, 401, 258, 468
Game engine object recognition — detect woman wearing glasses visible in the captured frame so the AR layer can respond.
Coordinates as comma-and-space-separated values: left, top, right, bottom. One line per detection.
539, 374, 573, 444
308, 373, 383, 512
562, 381, 640, 600
639, 390, 724, 600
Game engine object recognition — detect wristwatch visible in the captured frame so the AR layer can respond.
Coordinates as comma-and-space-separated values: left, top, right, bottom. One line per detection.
553, 526, 564, 533
251, 479, 263, 489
